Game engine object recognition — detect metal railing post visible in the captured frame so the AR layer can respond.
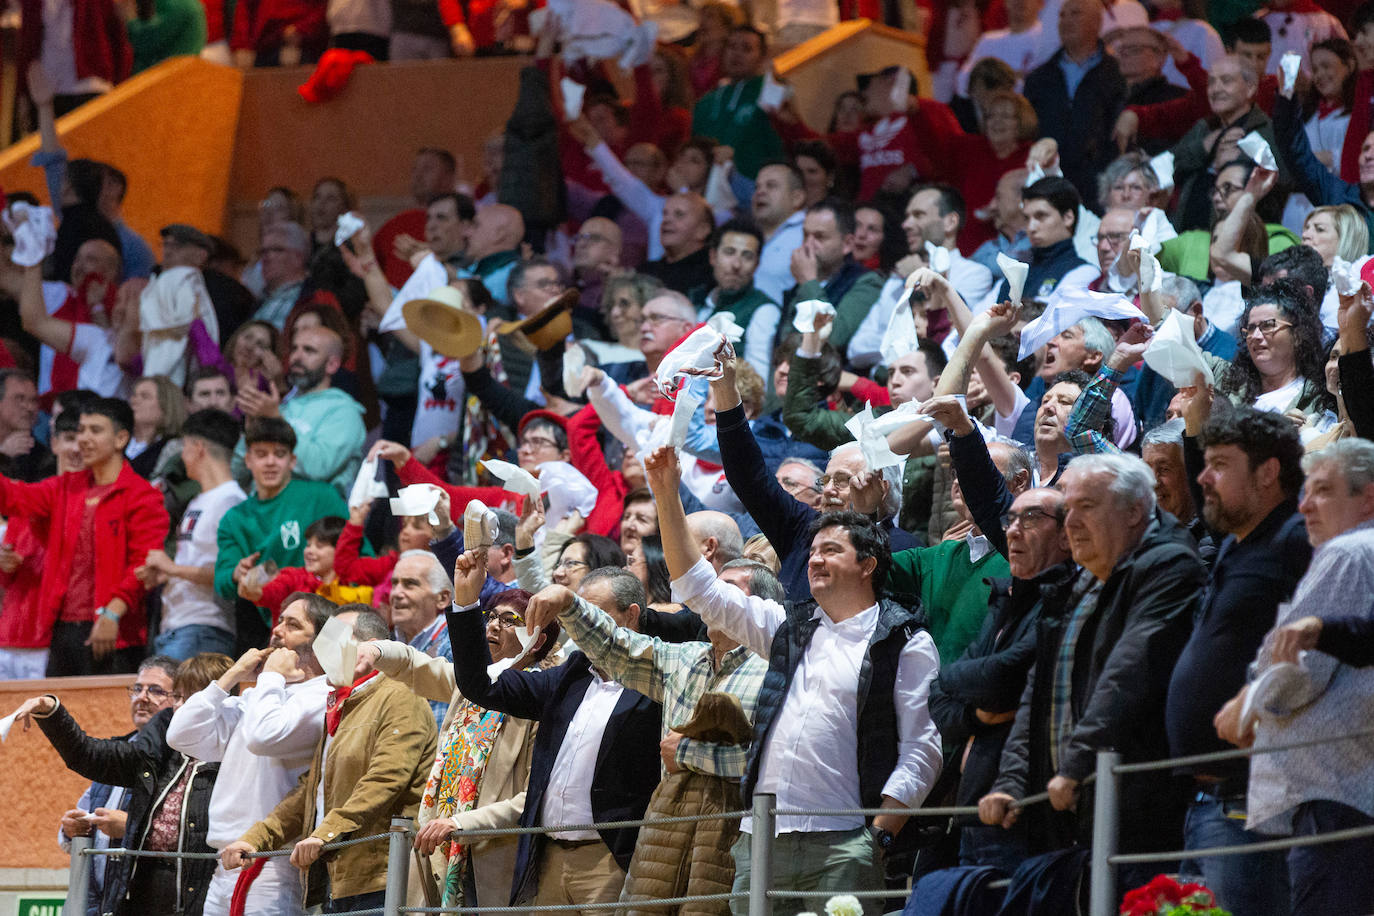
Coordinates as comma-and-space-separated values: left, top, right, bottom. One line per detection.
65, 834, 91, 915
385, 816, 413, 916
749, 793, 775, 916
1090, 751, 1122, 916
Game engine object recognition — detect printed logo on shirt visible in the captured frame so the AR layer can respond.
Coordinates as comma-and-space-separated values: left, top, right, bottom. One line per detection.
280, 520, 301, 550
858, 116, 907, 153
179, 509, 202, 542
1036, 278, 1059, 298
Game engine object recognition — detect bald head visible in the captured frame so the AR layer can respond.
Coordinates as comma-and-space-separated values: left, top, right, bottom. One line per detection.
72, 239, 121, 289
287, 324, 343, 393
687, 511, 744, 571
573, 217, 624, 272
1059, 0, 1104, 56
659, 192, 714, 260
467, 204, 526, 261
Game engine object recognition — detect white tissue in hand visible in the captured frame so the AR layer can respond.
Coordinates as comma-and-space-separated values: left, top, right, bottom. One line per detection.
314, 615, 360, 688
646, 384, 704, 453
704, 162, 739, 212
759, 70, 789, 111
654, 324, 733, 395
515, 624, 544, 652
348, 456, 389, 509
1017, 288, 1147, 360
482, 459, 541, 500
560, 78, 586, 121
890, 68, 912, 109
844, 407, 905, 472
1024, 162, 1045, 186
1332, 256, 1366, 297
1148, 150, 1175, 191
1238, 131, 1278, 171
3, 203, 56, 267
792, 299, 836, 334
879, 295, 919, 367
1143, 308, 1215, 388
997, 252, 1029, 304
924, 241, 951, 275
463, 499, 500, 549
334, 212, 364, 248
706, 312, 744, 342
868, 398, 936, 436
0, 709, 17, 742
1129, 230, 1164, 293
563, 344, 588, 397
537, 461, 597, 524
1280, 53, 1302, 95
389, 484, 442, 525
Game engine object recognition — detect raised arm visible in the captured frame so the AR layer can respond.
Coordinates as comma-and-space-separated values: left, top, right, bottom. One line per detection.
18, 264, 74, 354
1209, 167, 1276, 284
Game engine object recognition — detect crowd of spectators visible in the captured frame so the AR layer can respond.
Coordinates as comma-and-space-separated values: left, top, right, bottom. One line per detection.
5, 0, 1374, 914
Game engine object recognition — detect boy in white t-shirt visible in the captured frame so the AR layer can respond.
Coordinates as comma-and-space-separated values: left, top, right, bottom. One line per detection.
137, 409, 246, 659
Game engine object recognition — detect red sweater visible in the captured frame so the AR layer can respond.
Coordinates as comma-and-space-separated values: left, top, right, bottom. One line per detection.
18, 0, 131, 90
949, 134, 1032, 254
0, 518, 48, 649
1130, 54, 1277, 146
229, 0, 328, 52
0, 462, 168, 649
334, 521, 397, 609
567, 404, 629, 538
396, 456, 524, 514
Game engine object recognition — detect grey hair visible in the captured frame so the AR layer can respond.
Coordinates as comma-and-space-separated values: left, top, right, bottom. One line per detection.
1160, 274, 1203, 312
493, 510, 518, 549
1302, 438, 1374, 493
832, 442, 903, 517
989, 440, 1033, 487
1065, 452, 1158, 515
645, 289, 697, 321
721, 558, 786, 603
1096, 151, 1160, 210
687, 511, 744, 563
779, 456, 824, 476
1141, 418, 1186, 451
263, 220, 310, 256
580, 566, 647, 616
138, 654, 181, 683
350, 610, 391, 642
397, 549, 454, 595
1077, 317, 1115, 357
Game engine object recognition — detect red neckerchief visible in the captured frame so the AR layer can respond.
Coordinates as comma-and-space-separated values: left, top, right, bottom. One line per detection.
229, 859, 267, 916
1317, 99, 1345, 117
325, 670, 380, 736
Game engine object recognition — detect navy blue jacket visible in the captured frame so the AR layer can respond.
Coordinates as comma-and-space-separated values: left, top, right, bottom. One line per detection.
1022, 46, 1126, 207
446, 605, 662, 904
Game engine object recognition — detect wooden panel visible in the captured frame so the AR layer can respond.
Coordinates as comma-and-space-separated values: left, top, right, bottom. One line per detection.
0, 57, 243, 257
773, 19, 931, 139
0, 677, 137, 870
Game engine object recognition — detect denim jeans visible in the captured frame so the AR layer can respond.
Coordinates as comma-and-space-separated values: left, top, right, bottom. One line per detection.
1288, 800, 1374, 916
322, 889, 386, 913
1179, 793, 1290, 916
959, 822, 1028, 875
152, 624, 236, 661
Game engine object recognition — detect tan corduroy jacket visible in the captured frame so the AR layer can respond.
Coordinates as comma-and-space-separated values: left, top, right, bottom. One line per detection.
239, 674, 438, 906
374, 639, 539, 908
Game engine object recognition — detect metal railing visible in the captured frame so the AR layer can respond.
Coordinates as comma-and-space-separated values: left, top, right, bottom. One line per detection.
59, 723, 1374, 916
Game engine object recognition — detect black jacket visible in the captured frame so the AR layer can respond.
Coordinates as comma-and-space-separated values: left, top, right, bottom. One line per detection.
447, 605, 662, 905
929, 561, 1079, 807
1023, 46, 1126, 208
993, 512, 1203, 856
39, 706, 218, 916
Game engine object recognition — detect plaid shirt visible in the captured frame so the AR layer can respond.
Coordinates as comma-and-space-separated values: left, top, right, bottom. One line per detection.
1066, 364, 1124, 456
1049, 570, 1104, 775
560, 594, 767, 780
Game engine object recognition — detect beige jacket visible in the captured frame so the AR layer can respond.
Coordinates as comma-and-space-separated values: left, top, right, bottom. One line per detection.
239, 675, 438, 906
375, 639, 539, 908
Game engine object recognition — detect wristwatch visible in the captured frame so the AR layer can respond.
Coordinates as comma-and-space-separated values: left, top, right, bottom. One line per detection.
437, 435, 451, 451
96, 606, 121, 624
869, 826, 895, 851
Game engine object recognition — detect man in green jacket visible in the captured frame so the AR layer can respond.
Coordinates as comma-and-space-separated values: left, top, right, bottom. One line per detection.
690, 219, 780, 379
691, 26, 784, 180
215, 418, 347, 621
233, 325, 367, 497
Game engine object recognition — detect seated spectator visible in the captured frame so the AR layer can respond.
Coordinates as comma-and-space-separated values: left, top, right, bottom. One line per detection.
783, 198, 883, 355
691, 219, 780, 379
222, 610, 437, 914
948, 92, 1039, 254
224, 320, 285, 400
126, 375, 186, 480
639, 193, 717, 294
239, 515, 373, 622
0, 370, 48, 482
691, 26, 785, 180
251, 222, 315, 330
957, 0, 1055, 97
985, 177, 1099, 307
165, 593, 337, 915
14, 653, 233, 916
747, 162, 807, 304
16, 258, 129, 400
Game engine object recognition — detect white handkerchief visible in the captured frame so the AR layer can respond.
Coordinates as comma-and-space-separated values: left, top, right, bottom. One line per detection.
482, 459, 541, 500
890, 68, 912, 109
0, 709, 17, 742
1024, 162, 1045, 187
1280, 52, 1302, 95
1017, 288, 1147, 360
617, 21, 658, 70
647, 384, 704, 453
844, 407, 904, 471
389, 484, 442, 524
704, 162, 738, 212
3, 203, 56, 267
924, 241, 951, 275
1142, 308, 1215, 388
348, 455, 389, 509
792, 299, 836, 333
314, 615, 360, 688
563, 344, 588, 397
880, 294, 919, 367
759, 70, 790, 112
334, 212, 364, 248
1331, 256, 1365, 297
1128, 230, 1164, 293
1238, 131, 1278, 172
997, 252, 1029, 304
463, 499, 500, 549
515, 624, 544, 652
868, 398, 937, 436
655, 325, 732, 395
560, 77, 586, 121
1148, 150, 1175, 191
707, 312, 745, 342
537, 461, 597, 523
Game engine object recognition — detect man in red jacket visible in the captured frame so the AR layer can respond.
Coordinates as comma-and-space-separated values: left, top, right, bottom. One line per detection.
0, 397, 169, 675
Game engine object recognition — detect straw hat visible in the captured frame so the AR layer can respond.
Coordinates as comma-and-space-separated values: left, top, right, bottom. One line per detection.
402, 285, 483, 358
497, 288, 579, 352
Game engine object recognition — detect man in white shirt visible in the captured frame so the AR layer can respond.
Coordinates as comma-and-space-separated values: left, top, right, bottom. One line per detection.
13, 251, 127, 399
642, 446, 943, 915
138, 409, 246, 660
167, 593, 336, 916
904, 184, 995, 305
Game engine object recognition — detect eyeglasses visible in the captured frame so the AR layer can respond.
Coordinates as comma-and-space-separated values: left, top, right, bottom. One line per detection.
523, 277, 563, 290
486, 611, 525, 629
554, 557, 589, 570
1001, 507, 1063, 529
519, 435, 560, 451
1091, 231, 1130, 247
1211, 182, 1244, 200
127, 685, 173, 700
1240, 318, 1293, 339
778, 475, 822, 495
575, 232, 612, 245
641, 312, 687, 326
817, 472, 856, 489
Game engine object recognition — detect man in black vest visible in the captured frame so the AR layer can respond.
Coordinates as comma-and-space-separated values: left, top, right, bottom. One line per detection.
643, 445, 942, 915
